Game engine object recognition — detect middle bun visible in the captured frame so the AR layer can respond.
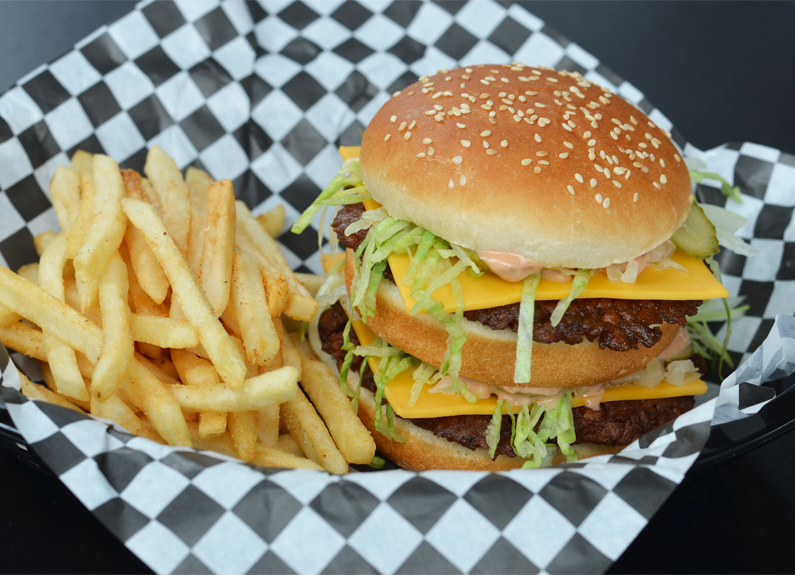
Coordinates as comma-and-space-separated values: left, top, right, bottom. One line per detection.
345, 250, 679, 388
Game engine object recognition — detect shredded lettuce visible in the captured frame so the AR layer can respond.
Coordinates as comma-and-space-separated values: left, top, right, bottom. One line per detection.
291, 159, 368, 234
514, 273, 541, 384
550, 269, 594, 327
367, 455, 386, 469
688, 169, 742, 203
514, 403, 549, 467
486, 400, 509, 459
700, 204, 758, 257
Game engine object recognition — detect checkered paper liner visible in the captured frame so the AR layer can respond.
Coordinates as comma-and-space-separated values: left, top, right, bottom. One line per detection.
0, 1, 793, 573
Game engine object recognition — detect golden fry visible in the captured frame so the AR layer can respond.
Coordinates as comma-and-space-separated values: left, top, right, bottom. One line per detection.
73, 155, 127, 286
39, 233, 88, 402
70, 150, 93, 177
295, 336, 375, 465
165, 366, 298, 412
122, 197, 247, 389
144, 146, 190, 256
49, 166, 80, 234
276, 433, 305, 458
0, 304, 21, 328
19, 372, 84, 413
91, 391, 162, 443
200, 179, 236, 316
33, 231, 57, 257
0, 322, 46, 361
230, 250, 280, 366
171, 349, 228, 439
257, 405, 279, 447
130, 314, 198, 349
280, 388, 348, 475
66, 172, 95, 260
92, 254, 134, 402
229, 410, 258, 462
256, 204, 285, 237
185, 166, 213, 277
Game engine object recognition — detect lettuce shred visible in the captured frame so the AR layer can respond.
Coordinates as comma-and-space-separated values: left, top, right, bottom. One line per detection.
514, 273, 541, 384
550, 269, 594, 327
689, 169, 742, 203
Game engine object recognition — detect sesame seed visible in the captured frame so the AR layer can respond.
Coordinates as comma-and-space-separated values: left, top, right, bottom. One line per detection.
466, 68, 473, 73
588, 139, 596, 147
461, 140, 471, 148
633, 193, 639, 202
416, 153, 426, 158
559, 152, 569, 158
567, 185, 575, 194
610, 132, 618, 140
533, 134, 542, 143
398, 122, 407, 132
456, 123, 465, 129
445, 76, 452, 82
534, 166, 542, 174
546, 77, 559, 83
487, 149, 498, 155
630, 116, 638, 125
591, 121, 599, 128
614, 167, 627, 175
660, 159, 666, 168
653, 182, 662, 190
595, 193, 603, 203
452, 156, 462, 164
575, 173, 584, 183
384, 134, 391, 142
603, 198, 610, 208
404, 132, 411, 140
483, 140, 489, 148
538, 160, 550, 165
594, 164, 603, 173
390, 116, 397, 123
535, 103, 546, 108
536, 151, 548, 157
480, 79, 490, 86
501, 77, 509, 83
568, 120, 576, 128
424, 110, 435, 116
612, 180, 622, 188
562, 123, 573, 132
408, 91, 414, 96
449, 179, 455, 189
460, 176, 467, 185
434, 104, 443, 111
590, 178, 597, 188
604, 170, 611, 179
625, 170, 631, 180
501, 140, 508, 147
427, 148, 434, 156
485, 76, 496, 81
423, 138, 432, 145
583, 131, 592, 138
393, 91, 401, 97
564, 141, 573, 149
521, 158, 532, 166
660, 174, 668, 184
480, 130, 491, 137
434, 114, 444, 122
674, 153, 682, 162
409, 120, 416, 130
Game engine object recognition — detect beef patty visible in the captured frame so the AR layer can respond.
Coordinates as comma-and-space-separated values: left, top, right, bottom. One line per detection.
331, 203, 701, 352
318, 304, 695, 455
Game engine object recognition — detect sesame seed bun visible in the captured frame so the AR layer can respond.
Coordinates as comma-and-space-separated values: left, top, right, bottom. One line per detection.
356, 386, 625, 471
345, 250, 680, 388
360, 64, 692, 269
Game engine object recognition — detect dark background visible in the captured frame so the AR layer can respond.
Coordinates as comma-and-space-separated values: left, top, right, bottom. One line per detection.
1, 1, 794, 573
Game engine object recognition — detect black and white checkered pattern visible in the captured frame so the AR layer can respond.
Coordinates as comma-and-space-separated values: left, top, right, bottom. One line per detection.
0, 1, 792, 573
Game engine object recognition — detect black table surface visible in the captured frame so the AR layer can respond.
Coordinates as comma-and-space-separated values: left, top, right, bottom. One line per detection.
2, 2, 795, 573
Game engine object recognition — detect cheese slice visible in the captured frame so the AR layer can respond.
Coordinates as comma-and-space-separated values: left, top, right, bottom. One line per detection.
351, 318, 707, 419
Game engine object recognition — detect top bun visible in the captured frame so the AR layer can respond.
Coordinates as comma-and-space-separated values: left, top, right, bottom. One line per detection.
360, 64, 692, 269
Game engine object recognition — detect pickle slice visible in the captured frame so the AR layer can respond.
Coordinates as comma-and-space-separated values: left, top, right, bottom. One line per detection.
671, 201, 719, 258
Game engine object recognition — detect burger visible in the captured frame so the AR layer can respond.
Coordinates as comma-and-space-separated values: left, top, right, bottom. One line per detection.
293, 63, 729, 470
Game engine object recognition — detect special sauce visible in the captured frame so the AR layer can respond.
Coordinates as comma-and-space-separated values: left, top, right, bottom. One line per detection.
478, 251, 571, 283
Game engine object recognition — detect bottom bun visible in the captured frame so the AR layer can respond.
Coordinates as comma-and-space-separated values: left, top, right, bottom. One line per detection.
345, 250, 680, 388
357, 387, 625, 472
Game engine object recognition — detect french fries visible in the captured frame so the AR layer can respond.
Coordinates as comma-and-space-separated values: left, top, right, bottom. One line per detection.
0, 147, 378, 475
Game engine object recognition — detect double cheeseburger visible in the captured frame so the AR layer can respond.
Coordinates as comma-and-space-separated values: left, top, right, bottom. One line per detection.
295, 63, 728, 470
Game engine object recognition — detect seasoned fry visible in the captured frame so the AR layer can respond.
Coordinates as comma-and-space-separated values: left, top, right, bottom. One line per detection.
39, 233, 88, 402
188, 425, 323, 471
73, 155, 127, 286
92, 254, 134, 402
66, 173, 95, 260
229, 410, 258, 462
0, 322, 46, 361
19, 371, 84, 413
130, 314, 199, 349
49, 166, 80, 234
185, 166, 213, 277
293, 335, 375, 464
144, 146, 190, 257
34, 231, 57, 257
280, 322, 303, 379
136, 352, 181, 386
122, 169, 169, 304
200, 179, 236, 316
17, 263, 39, 284
91, 391, 162, 443
122, 197, 247, 389
0, 304, 21, 328
276, 433, 304, 458
236, 201, 319, 322
280, 388, 348, 475
256, 204, 285, 237
119, 359, 191, 446
171, 349, 227, 439
70, 150, 93, 177
230, 250, 280, 366
39, 362, 90, 411
257, 405, 279, 447
165, 366, 298, 412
